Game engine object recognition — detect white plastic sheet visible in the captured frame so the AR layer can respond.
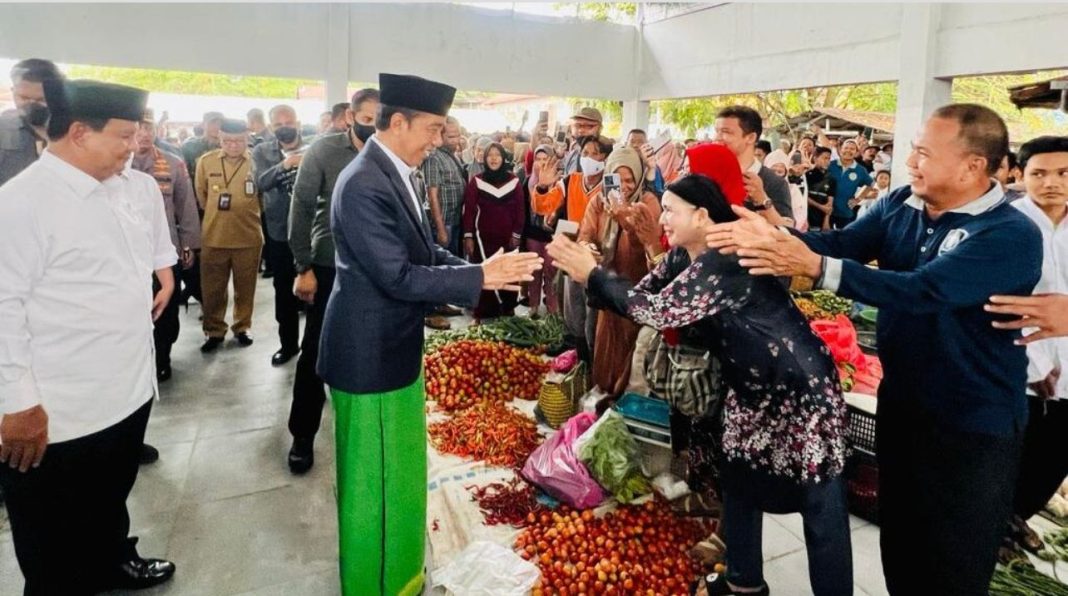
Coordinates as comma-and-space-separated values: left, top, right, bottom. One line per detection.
432, 541, 541, 596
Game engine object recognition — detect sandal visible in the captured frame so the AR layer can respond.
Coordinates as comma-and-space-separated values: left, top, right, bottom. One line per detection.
691, 572, 770, 596
997, 534, 1031, 566
1010, 515, 1045, 553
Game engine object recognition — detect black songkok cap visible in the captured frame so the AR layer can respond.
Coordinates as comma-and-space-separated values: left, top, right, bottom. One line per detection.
378, 73, 456, 117
220, 119, 248, 134
43, 79, 148, 138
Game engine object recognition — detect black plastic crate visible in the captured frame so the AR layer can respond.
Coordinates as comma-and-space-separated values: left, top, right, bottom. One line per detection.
846, 403, 877, 457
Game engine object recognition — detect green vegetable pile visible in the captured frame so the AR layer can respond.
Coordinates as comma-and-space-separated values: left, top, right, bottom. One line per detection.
424, 315, 565, 353
1038, 527, 1068, 563
806, 291, 853, 316
576, 410, 651, 503
990, 561, 1068, 595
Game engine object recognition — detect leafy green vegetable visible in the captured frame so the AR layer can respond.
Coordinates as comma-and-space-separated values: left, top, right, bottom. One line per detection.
576, 411, 651, 503
990, 561, 1068, 595
424, 315, 565, 354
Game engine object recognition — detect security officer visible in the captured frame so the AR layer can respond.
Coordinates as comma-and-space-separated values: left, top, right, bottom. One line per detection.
194, 118, 263, 352
0, 58, 64, 187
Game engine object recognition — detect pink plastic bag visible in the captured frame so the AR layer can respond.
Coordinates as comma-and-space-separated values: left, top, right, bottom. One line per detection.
552, 349, 579, 373
521, 412, 606, 509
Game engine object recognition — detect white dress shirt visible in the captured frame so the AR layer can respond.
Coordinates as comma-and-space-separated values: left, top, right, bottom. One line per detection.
369, 135, 424, 220
1014, 197, 1068, 399
0, 151, 177, 442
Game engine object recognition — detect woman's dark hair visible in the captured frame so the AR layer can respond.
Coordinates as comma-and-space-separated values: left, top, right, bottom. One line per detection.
665, 174, 739, 224
1018, 136, 1068, 170
875, 169, 891, 181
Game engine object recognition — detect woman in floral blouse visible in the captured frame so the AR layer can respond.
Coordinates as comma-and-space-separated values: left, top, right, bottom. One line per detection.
549, 173, 852, 596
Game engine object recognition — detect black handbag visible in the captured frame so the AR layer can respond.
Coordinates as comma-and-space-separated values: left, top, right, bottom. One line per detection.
644, 332, 724, 418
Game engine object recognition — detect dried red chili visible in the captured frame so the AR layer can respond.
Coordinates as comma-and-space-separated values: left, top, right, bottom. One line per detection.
467, 477, 546, 528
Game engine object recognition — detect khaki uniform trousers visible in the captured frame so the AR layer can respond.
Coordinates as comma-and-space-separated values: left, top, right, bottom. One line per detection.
200, 245, 262, 338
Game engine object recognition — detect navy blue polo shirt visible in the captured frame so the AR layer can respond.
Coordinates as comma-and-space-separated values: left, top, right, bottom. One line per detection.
802, 184, 1043, 435
828, 160, 873, 219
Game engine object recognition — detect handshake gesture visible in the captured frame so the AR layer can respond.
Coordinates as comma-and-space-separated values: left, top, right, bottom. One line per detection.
480, 249, 543, 291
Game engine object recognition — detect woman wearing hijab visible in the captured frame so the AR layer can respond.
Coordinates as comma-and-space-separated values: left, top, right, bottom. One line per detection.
462, 143, 526, 320
467, 136, 494, 182
548, 171, 852, 596
523, 145, 560, 316
577, 146, 665, 397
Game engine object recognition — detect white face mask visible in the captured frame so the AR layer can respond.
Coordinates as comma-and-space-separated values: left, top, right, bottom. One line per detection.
580, 156, 605, 176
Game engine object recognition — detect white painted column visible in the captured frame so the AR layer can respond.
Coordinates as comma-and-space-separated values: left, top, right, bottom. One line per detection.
621, 100, 651, 136
324, 4, 351, 107
891, 3, 953, 186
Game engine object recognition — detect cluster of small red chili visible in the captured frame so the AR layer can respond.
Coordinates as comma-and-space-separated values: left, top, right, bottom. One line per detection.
467, 477, 548, 527
515, 500, 714, 596
427, 401, 541, 468
425, 340, 550, 411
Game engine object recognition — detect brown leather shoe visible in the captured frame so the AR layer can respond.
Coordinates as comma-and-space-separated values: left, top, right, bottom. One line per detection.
424, 316, 451, 331
433, 305, 464, 317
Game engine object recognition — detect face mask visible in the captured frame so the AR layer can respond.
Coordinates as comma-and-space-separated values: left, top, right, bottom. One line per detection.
23, 103, 50, 127
580, 156, 605, 176
274, 126, 298, 145
353, 122, 375, 143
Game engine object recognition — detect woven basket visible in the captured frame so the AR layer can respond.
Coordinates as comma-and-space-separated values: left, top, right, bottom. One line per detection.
538, 362, 589, 429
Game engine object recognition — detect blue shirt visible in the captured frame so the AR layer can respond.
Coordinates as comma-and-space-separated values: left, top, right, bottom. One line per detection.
828, 160, 873, 218
803, 184, 1042, 435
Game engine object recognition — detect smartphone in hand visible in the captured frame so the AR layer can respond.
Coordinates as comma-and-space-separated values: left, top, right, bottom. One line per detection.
555, 219, 580, 240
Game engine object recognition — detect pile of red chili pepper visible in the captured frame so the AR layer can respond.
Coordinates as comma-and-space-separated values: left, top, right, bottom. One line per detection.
428, 401, 541, 468
467, 477, 547, 527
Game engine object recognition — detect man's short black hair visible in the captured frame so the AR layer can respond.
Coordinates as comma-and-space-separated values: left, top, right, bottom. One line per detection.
47, 117, 107, 141
581, 135, 614, 158
932, 104, 1008, 176
375, 104, 419, 131
875, 169, 891, 180
716, 105, 763, 138
331, 102, 350, 121
10, 58, 63, 85
1018, 136, 1068, 170
755, 140, 773, 155
627, 129, 647, 138
814, 146, 833, 159
350, 88, 381, 112
684, 138, 697, 144
1006, 149, 1019, 171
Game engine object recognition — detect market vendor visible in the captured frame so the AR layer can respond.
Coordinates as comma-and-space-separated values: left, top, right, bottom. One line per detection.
316, 72, 541, 596
704, 104, 1043, 595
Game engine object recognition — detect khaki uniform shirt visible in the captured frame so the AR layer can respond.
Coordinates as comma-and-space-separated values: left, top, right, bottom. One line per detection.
195, 149, 263, 249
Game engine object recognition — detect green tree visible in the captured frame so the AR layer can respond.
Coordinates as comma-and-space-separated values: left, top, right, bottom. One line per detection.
66, 65, 317, 99
555, 2, 636, 22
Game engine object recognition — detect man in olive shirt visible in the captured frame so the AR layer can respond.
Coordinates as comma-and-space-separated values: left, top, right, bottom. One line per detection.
182, 111, 223, 181
195, 119, 263, 352
284, 88, 378, 473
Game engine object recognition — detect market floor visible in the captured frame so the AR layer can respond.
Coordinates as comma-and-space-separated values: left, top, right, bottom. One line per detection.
0, 276, 1054, 596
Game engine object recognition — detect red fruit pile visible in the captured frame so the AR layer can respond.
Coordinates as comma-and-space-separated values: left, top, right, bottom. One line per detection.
428, 401, 541, 468
425, 340, 550, 411
516, 500, 714, 596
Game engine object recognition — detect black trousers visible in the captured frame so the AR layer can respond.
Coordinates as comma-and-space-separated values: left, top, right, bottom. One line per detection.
0, 399, 153, 596
265, 238, 300, 352
153, 265, 183, 368
288, 264, 335, 440
1014, 395, 1068, 519
877, 398, 1022, 596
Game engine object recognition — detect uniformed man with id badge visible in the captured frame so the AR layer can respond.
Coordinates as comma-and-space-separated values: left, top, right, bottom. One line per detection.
194, 118, 264, 353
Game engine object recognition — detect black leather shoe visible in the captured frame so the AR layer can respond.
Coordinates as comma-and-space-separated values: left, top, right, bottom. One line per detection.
139, 444, 160, 466
156, 364, 172, 382
106, 557, 176, 590
288, 436, 314, 474
235, 332, 254, 347
271, 347, 299, 366
200, 337, 224, 353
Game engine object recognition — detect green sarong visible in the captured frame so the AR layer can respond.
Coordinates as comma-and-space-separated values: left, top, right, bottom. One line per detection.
331, 376, 426, 596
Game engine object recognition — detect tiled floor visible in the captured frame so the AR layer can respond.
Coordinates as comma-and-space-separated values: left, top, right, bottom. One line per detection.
0, 276, 1043, 596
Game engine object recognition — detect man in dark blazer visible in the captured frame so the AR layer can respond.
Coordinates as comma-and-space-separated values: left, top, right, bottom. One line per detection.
318, 73, 541, 596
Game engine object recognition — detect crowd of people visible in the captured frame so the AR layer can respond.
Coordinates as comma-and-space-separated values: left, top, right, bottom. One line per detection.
1, 54, 1068, 596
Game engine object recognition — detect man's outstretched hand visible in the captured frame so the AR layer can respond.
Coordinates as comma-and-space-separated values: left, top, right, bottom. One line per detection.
481, 249, 543, 292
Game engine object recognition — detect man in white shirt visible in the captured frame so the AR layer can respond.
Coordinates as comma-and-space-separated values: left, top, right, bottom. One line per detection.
0, 79, 177, 594
1003, 135, 1068, 558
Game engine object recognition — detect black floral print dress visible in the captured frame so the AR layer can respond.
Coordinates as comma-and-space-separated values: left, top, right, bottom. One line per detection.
587, 247, 847, 487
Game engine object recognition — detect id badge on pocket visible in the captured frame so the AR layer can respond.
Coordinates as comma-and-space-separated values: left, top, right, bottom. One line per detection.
245, 180, 255, 196
218, 193, 232, 211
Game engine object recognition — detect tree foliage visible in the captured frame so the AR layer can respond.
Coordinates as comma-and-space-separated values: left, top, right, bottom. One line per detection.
66, 65, 318, 99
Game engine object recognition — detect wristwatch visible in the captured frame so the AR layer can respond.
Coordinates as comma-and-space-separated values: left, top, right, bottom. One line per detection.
747, 198, 773, 212
296, 264, 313, 275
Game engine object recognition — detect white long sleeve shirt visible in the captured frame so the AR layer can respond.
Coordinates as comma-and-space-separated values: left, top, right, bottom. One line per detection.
0, 150, 177, 442
1014, 197, 1068, 400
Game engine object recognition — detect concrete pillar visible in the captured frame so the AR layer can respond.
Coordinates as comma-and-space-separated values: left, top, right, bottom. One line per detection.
324, 4, 351, 108
621, 100, 651, 136
891, 3, 953, 186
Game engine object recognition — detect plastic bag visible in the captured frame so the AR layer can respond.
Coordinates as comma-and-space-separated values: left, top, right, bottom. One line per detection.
521, 412, 606, 509
575, 410, 651, 503
552, 349, 579, 373
432, 540, 541, 596
810, 315, 883, 394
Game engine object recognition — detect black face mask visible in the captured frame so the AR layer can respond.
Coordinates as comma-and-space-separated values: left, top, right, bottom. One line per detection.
23, 103, 50, 128
353, 122, 375, 143
274, 126, 299, 145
